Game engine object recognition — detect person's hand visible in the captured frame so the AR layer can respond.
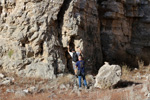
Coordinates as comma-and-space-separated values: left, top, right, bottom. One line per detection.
67, 45, 69, 48
78, 48, 81, 52
67, 45, 70, 52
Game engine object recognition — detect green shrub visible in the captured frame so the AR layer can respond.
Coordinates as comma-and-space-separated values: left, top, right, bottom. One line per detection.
8, 49, 14, 58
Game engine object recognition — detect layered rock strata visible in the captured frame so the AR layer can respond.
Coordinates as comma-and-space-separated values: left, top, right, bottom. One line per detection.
98, 0, 150, 67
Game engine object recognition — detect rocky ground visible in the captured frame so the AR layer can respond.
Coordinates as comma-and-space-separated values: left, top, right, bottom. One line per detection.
0, 64, 150, 100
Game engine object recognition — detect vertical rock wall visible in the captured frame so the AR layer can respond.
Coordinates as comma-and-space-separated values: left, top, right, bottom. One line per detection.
60, 0, 102, 72
0, 0, 67, 79
0, 0, 103, 79
98, 0, 150, 67
1, 0, 150, 78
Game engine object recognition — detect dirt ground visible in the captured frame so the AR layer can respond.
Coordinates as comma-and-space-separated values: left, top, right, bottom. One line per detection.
0, 84, 147, 100
0, 65, 150, 100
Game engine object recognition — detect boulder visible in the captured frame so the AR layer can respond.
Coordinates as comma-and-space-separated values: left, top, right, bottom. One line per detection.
94, 62, 121, 89
0, 77, 14, 85
18, 62, 56, 79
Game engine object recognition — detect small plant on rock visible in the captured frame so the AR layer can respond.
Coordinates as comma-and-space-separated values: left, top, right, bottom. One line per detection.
8, 49, 14, 58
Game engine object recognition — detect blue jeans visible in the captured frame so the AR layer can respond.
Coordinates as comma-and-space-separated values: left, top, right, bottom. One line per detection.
78, 75, 87, 87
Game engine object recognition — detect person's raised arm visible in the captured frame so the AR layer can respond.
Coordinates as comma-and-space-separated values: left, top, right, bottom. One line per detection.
67, 45, 70, 53
78, 48, 82, 55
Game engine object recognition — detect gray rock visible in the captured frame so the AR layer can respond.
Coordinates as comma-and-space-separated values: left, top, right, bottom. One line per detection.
148, 93, 150, 98
66, 84, 70, 89
59, 84, 66, 90
28, 86, 37, 93
48, 93, 56, 99
15, 91, 26, 98
0, 0, 67, 79
0, 77, 14, 86
147, 98, 150, 100
99, 0, 150, 67
18, 63, 56, 79
94, 62, 121, 89
6, 89, 14, 93
0, 80, 11, 85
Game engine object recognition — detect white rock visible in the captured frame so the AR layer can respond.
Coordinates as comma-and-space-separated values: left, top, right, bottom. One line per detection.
59, 84, 66, 90
0, 73, 4, 78
23, 89, 28, 93
28, 86, 37, 93
147, 93, 150, 98
1, 80, 11, 85
94, 62, 121, 89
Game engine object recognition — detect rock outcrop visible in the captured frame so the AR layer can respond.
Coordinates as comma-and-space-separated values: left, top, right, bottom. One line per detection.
0, 0, 150, 79
94, 62, 121, 89
0, 0, 102, 79
60, 0, 103, 72
98, 0, 150, 67
0, 0, 68, 79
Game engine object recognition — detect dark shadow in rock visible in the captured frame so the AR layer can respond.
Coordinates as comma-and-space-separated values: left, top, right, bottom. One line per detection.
0, 6, 2, 14
113, 80, 141, 89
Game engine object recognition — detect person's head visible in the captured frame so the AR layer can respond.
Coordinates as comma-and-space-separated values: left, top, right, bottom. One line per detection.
72, 49, 75, 52
78, 55, 82, 61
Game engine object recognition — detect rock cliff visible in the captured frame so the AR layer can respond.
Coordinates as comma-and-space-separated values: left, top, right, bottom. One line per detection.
0, 0, 150, 79
98, 0, 150, 67
0, 0, 102, 79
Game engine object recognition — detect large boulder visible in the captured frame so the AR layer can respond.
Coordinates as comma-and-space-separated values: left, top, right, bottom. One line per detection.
94, 62, 121, 89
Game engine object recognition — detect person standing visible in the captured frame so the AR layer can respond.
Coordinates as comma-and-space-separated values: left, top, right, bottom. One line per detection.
76, 47, 82, 57
76, 55, 87, 89
67, 46, 78, 75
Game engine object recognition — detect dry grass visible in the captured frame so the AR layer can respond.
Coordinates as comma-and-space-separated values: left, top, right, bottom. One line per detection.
57, 75, 71, 86
0, 63, 150, 100
138, 60, 144, 70
121, 65, 131, 77
86, 75, 94, 83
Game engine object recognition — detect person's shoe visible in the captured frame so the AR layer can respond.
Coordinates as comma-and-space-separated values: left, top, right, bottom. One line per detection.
85, 86, 88, 89
79, 87, 82, 91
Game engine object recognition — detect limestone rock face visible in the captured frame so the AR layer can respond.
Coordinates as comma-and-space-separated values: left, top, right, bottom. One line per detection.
94, 62, 121, 89
60, 0, 102, 72
98, 0, 150, 67
0, 0, 67, 79
0, 0, 102, 79
1, 0, 150, 79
